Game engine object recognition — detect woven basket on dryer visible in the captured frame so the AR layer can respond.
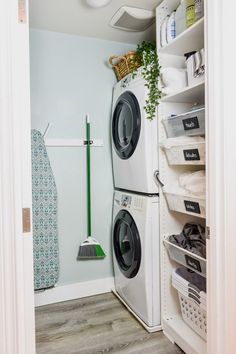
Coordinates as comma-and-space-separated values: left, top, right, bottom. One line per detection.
109, 51, 141, 81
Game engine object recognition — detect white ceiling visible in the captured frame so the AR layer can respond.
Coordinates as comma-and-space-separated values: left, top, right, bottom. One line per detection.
29, 0, 162, 44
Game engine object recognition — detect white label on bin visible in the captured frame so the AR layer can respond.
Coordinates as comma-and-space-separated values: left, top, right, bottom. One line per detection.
183, 149, 200, 161
184, 200, 201, 214
183, 116, 199, 130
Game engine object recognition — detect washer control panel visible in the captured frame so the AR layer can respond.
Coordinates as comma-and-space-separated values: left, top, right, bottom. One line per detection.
121, 195, 132, 207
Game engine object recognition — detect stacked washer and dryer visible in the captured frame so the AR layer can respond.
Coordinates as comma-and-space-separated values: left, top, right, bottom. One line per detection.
111, 68, 161, 332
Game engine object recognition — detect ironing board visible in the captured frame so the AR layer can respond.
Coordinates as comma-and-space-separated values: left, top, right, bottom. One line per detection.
31, 129, 59, 290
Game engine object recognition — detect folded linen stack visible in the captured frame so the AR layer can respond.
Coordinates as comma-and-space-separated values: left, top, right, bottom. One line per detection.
163, 170, 205, 198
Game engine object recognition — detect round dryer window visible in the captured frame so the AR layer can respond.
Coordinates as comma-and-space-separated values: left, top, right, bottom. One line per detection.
112, 91, 141, 159
113, 210, 141, 278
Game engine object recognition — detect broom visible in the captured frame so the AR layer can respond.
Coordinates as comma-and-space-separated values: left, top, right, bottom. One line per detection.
77, 115, 106, 260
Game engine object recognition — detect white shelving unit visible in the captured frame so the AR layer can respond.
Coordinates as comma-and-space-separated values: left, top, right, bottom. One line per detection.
156, 1, 207, 354
161, 81, 205, 103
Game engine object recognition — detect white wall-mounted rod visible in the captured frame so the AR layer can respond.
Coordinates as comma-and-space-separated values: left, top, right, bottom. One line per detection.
45, 138, 104, 147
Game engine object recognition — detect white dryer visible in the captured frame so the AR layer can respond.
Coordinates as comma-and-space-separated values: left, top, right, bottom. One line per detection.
112, 190, 161, 331
111, 69, 159, 194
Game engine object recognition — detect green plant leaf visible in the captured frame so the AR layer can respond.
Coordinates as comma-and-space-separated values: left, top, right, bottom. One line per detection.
130, 41, 162, 120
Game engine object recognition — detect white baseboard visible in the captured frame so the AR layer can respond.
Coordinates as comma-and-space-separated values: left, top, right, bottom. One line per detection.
35, 277, 114, 307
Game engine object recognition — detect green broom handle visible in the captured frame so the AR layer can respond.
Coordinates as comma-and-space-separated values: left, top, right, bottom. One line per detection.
86, 116, 92, 238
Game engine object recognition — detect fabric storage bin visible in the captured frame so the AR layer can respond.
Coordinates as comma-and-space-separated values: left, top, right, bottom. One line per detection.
185, 49, 205, 87
164, 192, 206, 218
161, 137, 205, 165
164, 239, 206, 277
162, 107, 205, 138
172, 268, 207, 340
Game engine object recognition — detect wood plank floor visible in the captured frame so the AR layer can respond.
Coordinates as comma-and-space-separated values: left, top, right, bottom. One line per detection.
35, 292, 184, 354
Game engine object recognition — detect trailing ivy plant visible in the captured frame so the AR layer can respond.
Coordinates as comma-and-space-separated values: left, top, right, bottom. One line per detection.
131, 41, 162, 121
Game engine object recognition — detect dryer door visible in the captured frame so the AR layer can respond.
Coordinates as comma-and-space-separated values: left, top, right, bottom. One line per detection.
113, 210, 141, 278
112, 91, 141, 160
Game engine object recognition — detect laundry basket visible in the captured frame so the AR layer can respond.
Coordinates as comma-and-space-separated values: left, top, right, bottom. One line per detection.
109, 51, 141, 81
172, 268, 207, 340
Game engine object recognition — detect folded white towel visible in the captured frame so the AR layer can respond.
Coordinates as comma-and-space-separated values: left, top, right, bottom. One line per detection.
164, 170, 205, 198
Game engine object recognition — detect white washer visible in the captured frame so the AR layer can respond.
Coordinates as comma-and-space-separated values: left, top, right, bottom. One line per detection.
111, 69, 159, 194
112, 190, 161, 331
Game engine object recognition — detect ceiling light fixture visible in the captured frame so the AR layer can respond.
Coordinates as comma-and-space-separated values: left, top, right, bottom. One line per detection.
86, 0, 112, 8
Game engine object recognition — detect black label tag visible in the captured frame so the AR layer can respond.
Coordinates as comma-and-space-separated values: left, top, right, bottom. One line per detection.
182, 116, 199, 131
183, 149, 200, 161
185, 254, 202, 272
184, 200, 201, 214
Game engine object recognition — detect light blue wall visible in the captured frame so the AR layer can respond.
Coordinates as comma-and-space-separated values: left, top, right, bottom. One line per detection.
30, 29, 135, 285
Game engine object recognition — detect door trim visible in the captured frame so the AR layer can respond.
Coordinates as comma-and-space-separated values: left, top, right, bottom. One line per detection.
0, 0, 35, 353
207, 0, 236, 353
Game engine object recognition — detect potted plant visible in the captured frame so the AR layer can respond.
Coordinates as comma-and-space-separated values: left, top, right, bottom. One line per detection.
132, 41, 162, 121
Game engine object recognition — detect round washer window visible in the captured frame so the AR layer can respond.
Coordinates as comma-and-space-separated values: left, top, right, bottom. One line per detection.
113, 210, 141, 278
112, 91, 141, 160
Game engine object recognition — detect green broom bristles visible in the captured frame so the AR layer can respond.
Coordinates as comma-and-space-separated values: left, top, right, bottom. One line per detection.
77, 237, 106, 260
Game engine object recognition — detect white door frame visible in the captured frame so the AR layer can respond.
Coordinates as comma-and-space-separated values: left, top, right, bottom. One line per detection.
0, 0, 35, 354
1, 0, 236, 354
207, 1, 236, 354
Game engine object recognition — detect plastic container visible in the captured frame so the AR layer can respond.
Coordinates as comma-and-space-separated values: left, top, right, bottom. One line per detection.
175, 0, 187, 36
164, 239, 206, 276
172, 268, 207, 340
195, 0, 204, 21
160, 15, 169, 47
185, 50, 205, 86
161, 137, 205, 165
167, 11, 176, 43
162, 107, 205, 138
164, 192, 206, 218
186, 0, 195, 28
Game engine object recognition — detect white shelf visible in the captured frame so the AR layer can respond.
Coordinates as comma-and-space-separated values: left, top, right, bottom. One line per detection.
159, 18, 204, 56
163, 315, 206, 354
161, 81, 205, 103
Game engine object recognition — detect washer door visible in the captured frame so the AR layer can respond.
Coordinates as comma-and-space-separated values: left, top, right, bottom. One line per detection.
113, 210, 141, 278
112, 91, 141, 160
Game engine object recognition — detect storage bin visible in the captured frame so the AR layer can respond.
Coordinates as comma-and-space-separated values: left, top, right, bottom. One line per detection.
164, 239, 206, 276
172, 268, 207, 340
164, 192, 206, 218
109, 51, 141, 81
162, 107, 205, 138
161, 137, 205, 165
185, 49, 205, 87
177, 292, 207, 340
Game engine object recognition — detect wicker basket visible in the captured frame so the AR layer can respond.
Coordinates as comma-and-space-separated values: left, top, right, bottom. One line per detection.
109, 51, 141, 81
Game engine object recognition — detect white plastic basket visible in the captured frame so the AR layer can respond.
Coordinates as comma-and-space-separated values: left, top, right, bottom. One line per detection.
164, 239, 206, 277
164, 192, 206, 218
162, 107, 205, 138
172, 268, 207, 340
161, 139, 205, 165
178, 292, 207, 340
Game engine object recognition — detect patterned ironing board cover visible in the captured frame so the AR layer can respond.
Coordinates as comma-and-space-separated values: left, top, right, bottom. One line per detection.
31, 129, 59, 290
